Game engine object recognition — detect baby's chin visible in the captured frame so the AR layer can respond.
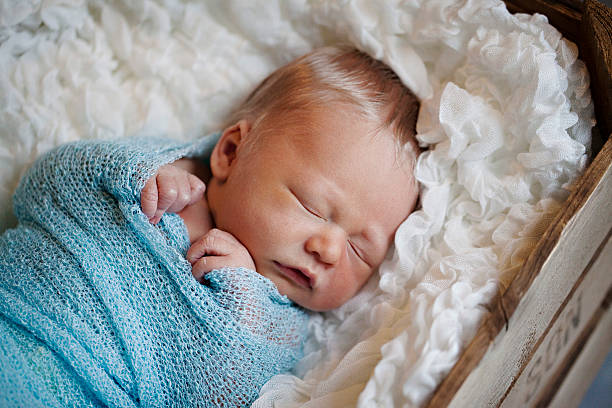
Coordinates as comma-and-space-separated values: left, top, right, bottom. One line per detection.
286, 290, 346, 312
257, 271, 314, 310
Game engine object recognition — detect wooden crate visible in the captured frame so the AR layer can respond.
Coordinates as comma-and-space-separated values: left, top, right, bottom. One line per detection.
426, 1, 612, 406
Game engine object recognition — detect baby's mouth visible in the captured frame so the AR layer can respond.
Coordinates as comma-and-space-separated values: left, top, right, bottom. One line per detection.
273, 261, 312, 289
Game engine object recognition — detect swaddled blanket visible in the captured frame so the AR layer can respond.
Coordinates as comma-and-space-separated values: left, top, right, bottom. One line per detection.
0, 135, 308, 407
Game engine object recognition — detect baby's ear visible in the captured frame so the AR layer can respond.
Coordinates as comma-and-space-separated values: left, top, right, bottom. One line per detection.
210, 119, 250, 181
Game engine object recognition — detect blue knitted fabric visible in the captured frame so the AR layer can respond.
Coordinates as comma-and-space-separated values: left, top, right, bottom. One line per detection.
0, 135, 308, 407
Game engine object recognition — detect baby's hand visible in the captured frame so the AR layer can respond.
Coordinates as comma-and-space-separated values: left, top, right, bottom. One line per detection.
186, 229, 256, 283
141, 163, 206, 224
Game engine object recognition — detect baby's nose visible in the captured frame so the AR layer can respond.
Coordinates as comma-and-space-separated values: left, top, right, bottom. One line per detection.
305, 225, 345, 266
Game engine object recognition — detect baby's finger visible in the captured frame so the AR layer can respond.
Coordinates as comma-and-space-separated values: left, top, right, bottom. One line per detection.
154, 171, 179, 221
191, 255, 228, 283
205, 228, 246, 247
187, 174, 206, 206
166, 172, 192, 213
186, 229, 240, 264
141, 177, 158, 220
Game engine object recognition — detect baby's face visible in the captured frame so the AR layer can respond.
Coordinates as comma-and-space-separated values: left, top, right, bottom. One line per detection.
208, 107, 418, 311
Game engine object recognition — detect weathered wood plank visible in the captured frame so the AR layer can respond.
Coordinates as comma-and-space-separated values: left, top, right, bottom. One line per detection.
425, 137, 612, 407
557, 0, 585, 11
580, 0, 612, 139
547, 288, 612, 408
501, 234, 612, 406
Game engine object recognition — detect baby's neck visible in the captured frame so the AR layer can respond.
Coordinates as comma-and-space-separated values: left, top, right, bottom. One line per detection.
177, 196, 212, 244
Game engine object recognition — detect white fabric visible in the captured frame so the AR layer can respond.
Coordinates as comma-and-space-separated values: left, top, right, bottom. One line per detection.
0, 0, 593, 407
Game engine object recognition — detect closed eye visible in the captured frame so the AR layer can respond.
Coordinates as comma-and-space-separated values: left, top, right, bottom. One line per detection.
290, 188, 325, 220
348, 240, 370, 267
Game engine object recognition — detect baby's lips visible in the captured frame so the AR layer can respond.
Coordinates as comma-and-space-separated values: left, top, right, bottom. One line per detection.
274, 261, 316, 289
299, 267, 316, 288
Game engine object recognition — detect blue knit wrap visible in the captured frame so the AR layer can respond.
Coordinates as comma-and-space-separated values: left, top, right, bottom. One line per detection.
0, 135, 308, 407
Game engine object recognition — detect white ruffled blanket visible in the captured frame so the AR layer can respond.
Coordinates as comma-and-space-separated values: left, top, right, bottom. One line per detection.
0, 0, 594, 406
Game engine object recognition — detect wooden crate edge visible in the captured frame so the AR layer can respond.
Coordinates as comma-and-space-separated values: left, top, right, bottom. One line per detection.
425, 137, 612, 407
581, 0, 612, 140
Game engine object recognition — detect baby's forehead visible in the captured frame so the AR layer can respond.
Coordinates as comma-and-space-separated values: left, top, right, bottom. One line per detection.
290, 123, 416, 213
291, 115, 414, 169
255, 103, 417, 187
268, 104, 383, 144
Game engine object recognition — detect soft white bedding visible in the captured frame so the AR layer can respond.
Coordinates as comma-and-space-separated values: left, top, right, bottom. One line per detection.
0, 0, 593, 406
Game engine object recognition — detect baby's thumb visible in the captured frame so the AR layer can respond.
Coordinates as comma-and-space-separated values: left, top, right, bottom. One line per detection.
188, 174, 206, 205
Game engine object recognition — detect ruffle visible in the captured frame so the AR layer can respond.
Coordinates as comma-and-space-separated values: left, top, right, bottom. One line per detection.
0, 0, 593, 406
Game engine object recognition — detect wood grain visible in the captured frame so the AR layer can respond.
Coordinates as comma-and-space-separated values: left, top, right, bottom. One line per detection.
546, 288, 612, 407
581, 0, 612, 140
559, 0, 586, 10
536, 286, 612, 407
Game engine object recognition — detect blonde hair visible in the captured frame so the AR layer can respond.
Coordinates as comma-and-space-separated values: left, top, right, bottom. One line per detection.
225, 45, 420, 154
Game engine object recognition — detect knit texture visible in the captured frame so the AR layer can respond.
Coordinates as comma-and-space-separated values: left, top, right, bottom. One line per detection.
0, 135, 308, 407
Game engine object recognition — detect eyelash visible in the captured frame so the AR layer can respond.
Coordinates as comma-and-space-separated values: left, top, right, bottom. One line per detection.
348, 240, 369, 266
304, 204, 324, 220
292, 189, 325, 220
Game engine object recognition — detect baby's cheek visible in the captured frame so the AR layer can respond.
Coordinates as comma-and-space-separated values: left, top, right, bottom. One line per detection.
250, 192, 291, 231
350, 263, 375, 294
329, 266, 365, 303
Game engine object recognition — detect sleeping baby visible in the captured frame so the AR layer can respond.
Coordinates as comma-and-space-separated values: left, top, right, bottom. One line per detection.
0, 46, 420, 407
